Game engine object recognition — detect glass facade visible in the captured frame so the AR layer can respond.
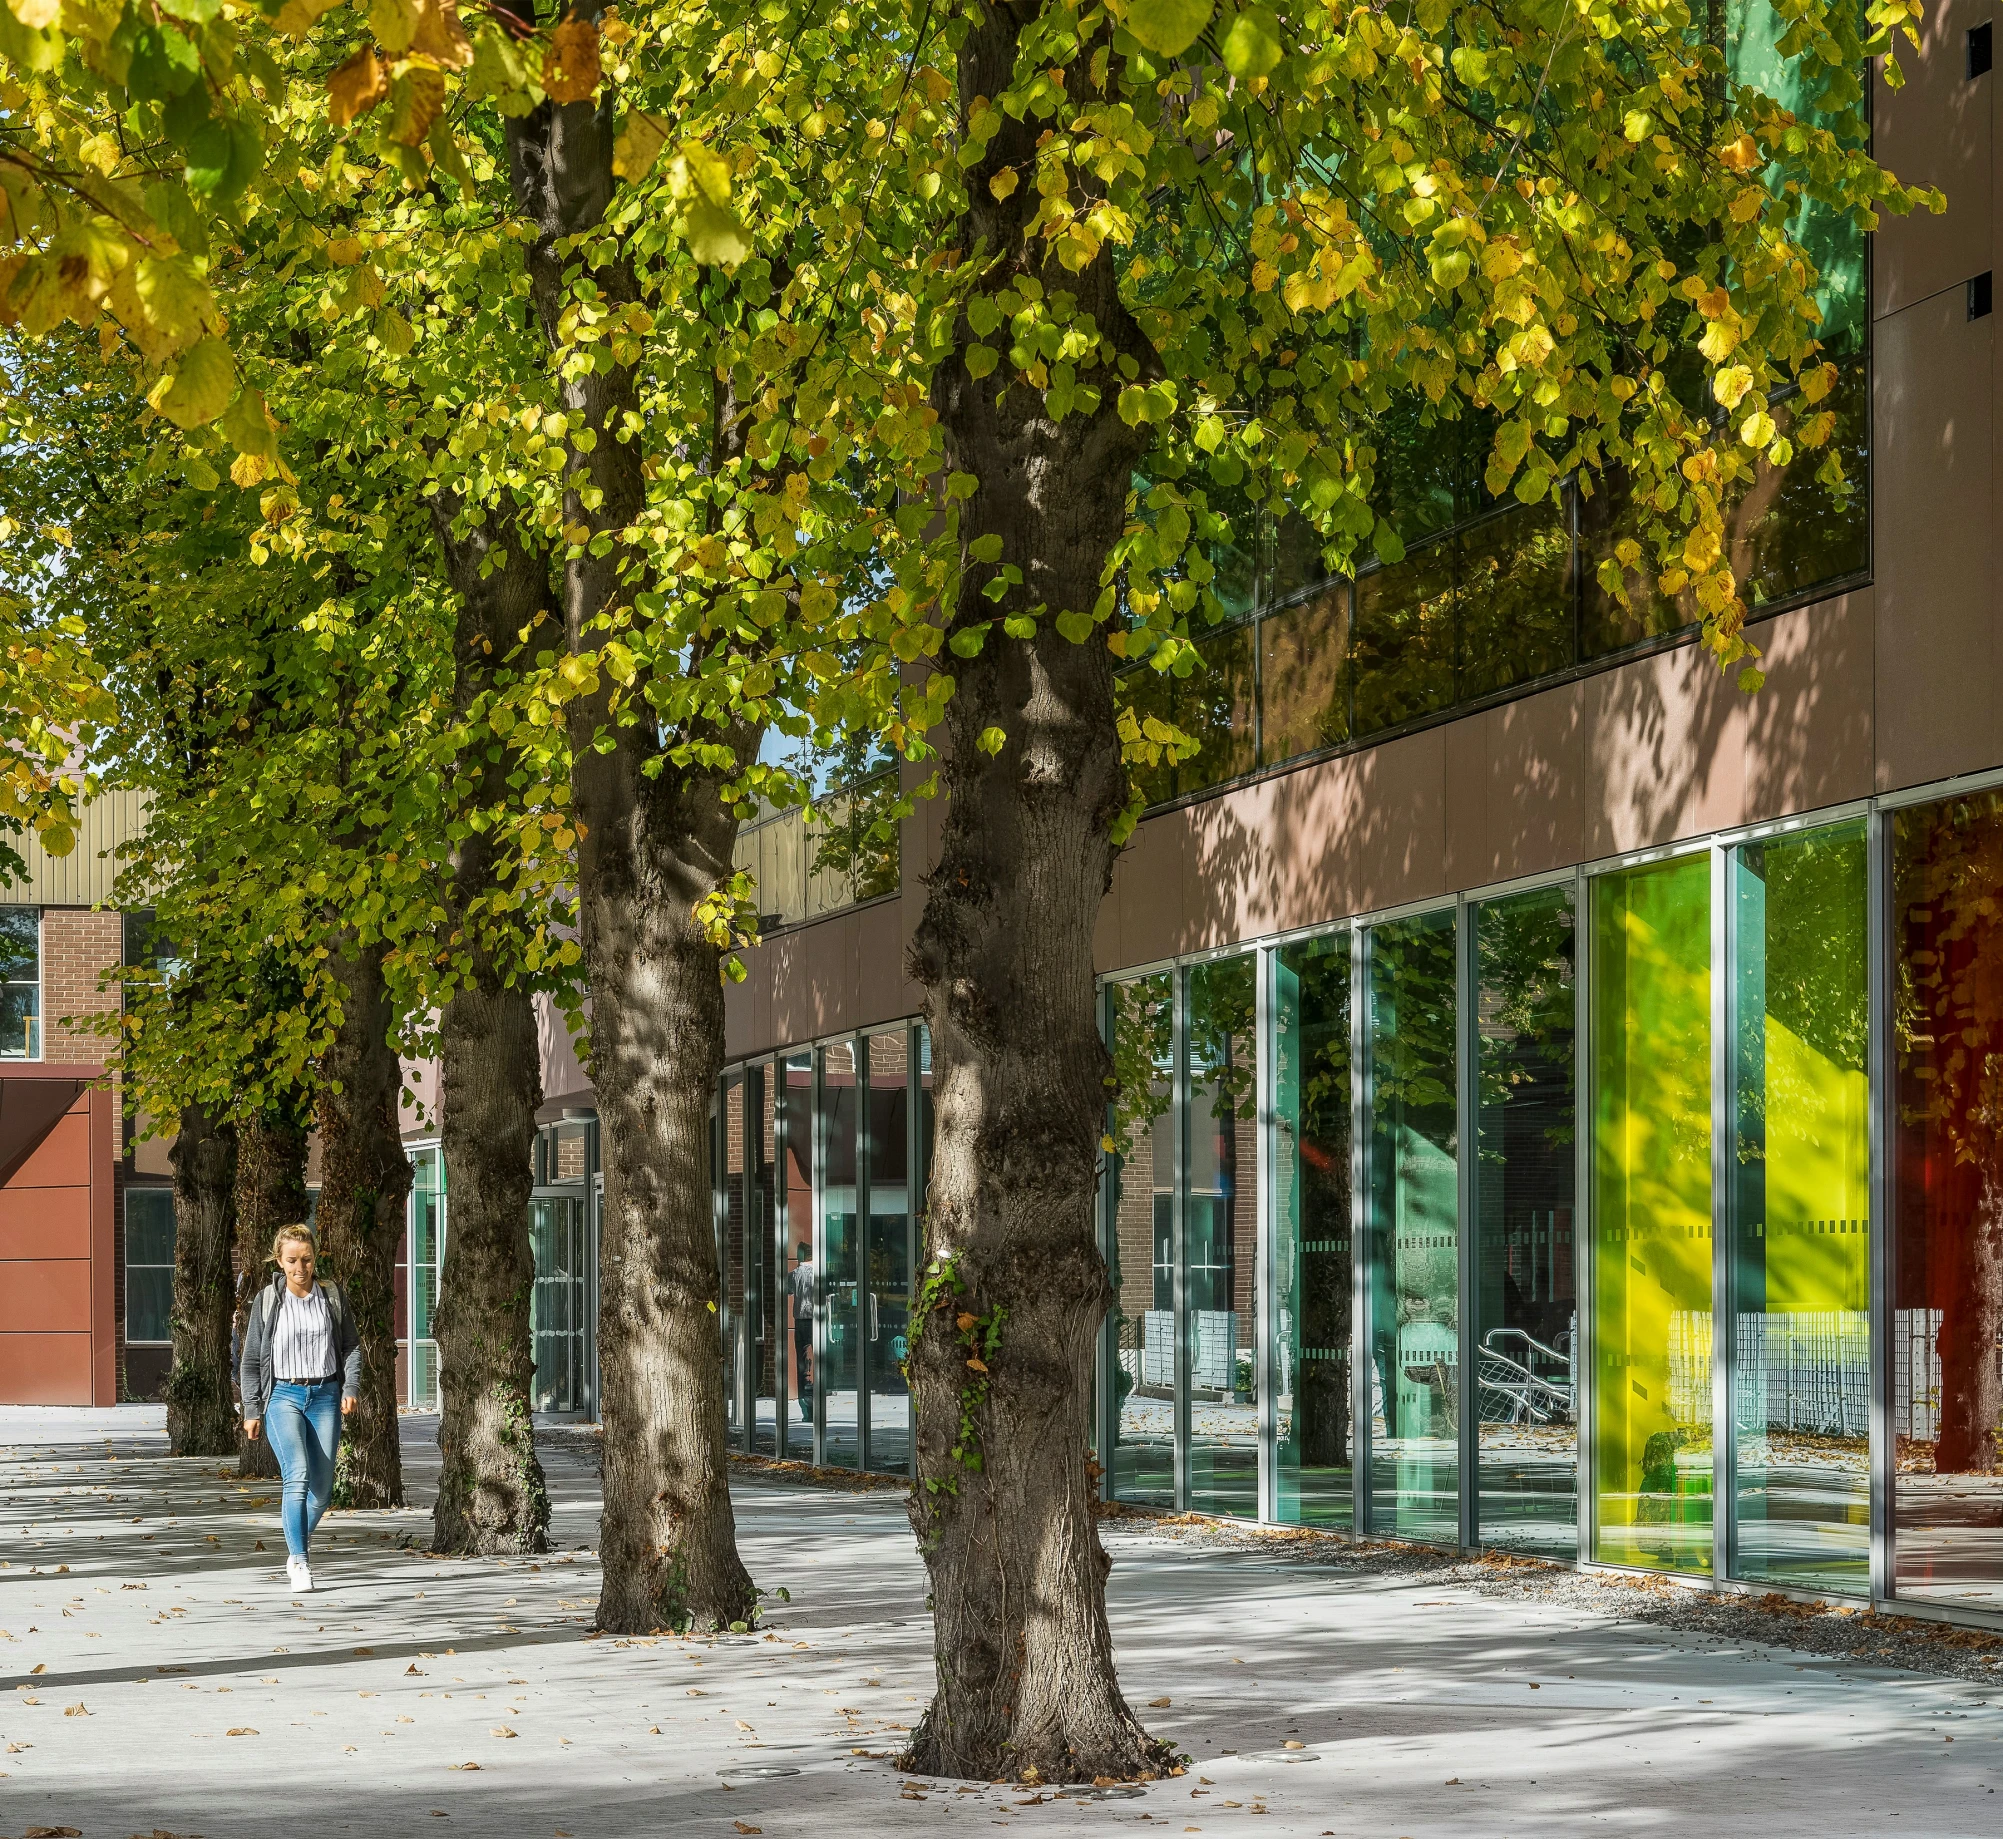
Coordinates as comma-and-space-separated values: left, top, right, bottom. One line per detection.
1273, 932, 1355, 1528
0, 907, 40, 1059
407, 1144, 446, 1410
1893, 792, 2003, 1611
1591, 855, 1715, 1574
528, 1117, 595, 1417
124, 1185, 176, 1345
1362, 912, 1460, 1542
1473, 886, 1578, 1558
699, 791, 2003, 1635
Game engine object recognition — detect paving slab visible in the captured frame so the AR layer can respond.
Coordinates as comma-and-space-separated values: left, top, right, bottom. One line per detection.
2, 1406, 2001, 1837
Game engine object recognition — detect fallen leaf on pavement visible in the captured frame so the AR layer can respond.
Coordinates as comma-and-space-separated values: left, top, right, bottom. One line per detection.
1149, 1697, 1171, 1708
450, 1762, 480, 1771
734, 1825, 762, 1835
491, 1728, 517, 1738
23, 1826, 81, 1837
29, 1662, 45, 1673
226, 1727, 258, 1736
62, 1704, 88, 1717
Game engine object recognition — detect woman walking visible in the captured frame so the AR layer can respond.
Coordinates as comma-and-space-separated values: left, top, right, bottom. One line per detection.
239, 1224, 362, 1591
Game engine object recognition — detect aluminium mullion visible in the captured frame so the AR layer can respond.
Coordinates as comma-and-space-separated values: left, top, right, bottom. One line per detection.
1350, 923, 1371, 1536
1711, 844, 1733, 1583
1456, 899, 1479, 1550
811, 1047, 827, 1470
771, 1061, 791, 1458
1256, 944, 1277, 1526
1173, 965, 1192, 1513
908, 1020, 923, 1484
856, 1035, 873, 1476
1868, 808, 1894, 1603
1575, 867, 1595, 1565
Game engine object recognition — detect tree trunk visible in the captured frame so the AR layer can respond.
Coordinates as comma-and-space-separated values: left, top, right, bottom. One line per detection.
234, 1102, 311, 1479
316, 940, 414, 1508
506, 82, 755, 1631
428, 493, 555, 1556
900, 2, 1170, 1785
165, 1103, 238, 1457
1936, 1161, 2003, 1473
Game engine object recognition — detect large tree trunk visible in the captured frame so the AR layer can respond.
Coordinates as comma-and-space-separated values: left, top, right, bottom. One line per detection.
429, 494, 555, 1556
506, 80, 755, 1631
1936, 1162, 2003, 1473
316, 941, 414, 1508
234, 1102, 311, 1479
900, 1, 1169, 1786
165, 1103, 238, 1457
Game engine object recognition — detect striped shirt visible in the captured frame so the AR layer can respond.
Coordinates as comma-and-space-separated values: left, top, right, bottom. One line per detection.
272, 1284, 336, 1382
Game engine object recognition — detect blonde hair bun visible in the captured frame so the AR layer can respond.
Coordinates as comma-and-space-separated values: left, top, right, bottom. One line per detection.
271, 1223, 316, 1262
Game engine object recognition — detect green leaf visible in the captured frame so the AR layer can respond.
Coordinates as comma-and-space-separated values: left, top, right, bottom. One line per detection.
963, 343, 998, 379
1218, 5, 1281, 78
146, 337, 237, 430
1124, 0, 1213, 58
685, 198, 749, 268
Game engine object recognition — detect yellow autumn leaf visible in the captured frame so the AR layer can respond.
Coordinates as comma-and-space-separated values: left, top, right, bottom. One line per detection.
388, 61, 446, 145
328, 47, 391, 126
544, 16, 600, 103
685, 197, 748, 267
612, 110, 669, 179
273, 0, 343, 35
6, 0, 59, 29
989, 167, 1019, 201
411, 0, 474, 70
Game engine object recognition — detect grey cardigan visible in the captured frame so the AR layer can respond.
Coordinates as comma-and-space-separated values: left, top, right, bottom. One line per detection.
238, 1275, 363, 1419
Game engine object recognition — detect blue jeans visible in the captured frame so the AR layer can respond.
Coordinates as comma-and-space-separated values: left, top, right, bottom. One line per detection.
265, 1378, 341, 1559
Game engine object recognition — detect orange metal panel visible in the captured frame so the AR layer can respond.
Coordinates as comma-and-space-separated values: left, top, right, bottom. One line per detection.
0, 1259, 91, 1332
0, 1333, 93, 1404
0, 1185, 90, 1260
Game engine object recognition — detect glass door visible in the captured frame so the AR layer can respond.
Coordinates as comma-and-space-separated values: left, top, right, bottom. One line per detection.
864, 1029, 913, 1474
529, 1190, 588, 1412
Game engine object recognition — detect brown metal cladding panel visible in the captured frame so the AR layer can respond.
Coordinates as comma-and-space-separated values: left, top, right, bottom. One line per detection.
0, 1333, 93, 1404
1873, 3, 1993, 322
1583, 626, 1757, 858
10, 1110, 91, 1189
1328, 726, 1449, 919
1442, 680, 1589, 891
1874, 288, 1997, 791
0, 1259, 92, 1333
90, 1083, 116, 1403
855, 901, 908, 1031
0, 1185, 90, 1259
1740, 589, 1877, 820
801, 911, 858, 1041
1103, 804, 1191, 971
1183, 774, 1289, 948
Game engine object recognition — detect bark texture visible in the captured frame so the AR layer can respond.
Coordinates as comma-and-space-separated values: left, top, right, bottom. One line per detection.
316, 941, 414, 1508
1937, 1164, 2003, 1473
429, 494, 554, 1555
164, 1103, 239, 1457
233, 1102, 311, 1479
505, 81, 755, 1631
900, 2, 1171, 1785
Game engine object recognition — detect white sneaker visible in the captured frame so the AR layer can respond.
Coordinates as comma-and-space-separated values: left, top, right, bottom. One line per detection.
287, 1556, 313, 1593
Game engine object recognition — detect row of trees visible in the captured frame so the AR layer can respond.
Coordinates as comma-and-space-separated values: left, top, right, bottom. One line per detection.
3, 0, 1933, 1785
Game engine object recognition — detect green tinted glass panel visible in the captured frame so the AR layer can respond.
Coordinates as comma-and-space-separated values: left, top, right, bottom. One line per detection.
1593, 854, 1714, 1574
1176, 624, 1258, 798
1186, 955, 1259, 1518
1274, 932, 1355, 1528
125, 1186, 177, 1265
1473, 886, 1579, 1559
819, 1041, 861, 1469
1258, 584, 1349, 764
1107, 973, 1175, 1507
1455, 499, 1574, 704
1364, 909, 1460, 1543
1351, 542, 1456, 737
1728, 821, 1869, 1593
864, 1030, 911, 1475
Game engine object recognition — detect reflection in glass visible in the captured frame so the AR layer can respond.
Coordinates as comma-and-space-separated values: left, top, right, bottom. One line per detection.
405, 1147, 446, 1409
125, 1187, 176, 1344
1350, 543, 1456, 737
529, 1191, 588, 1412
1728, 823, 1870, 1592
1364, 910, 1460, 1542
1259, 586, 1349, 763
720, 1074, 745, 1444
1593, 855, 1714, 1573
749, 1066, 780, 1455
1455, 499, 1574, 704
820, 1041, 862, 1468
1274, 932, 1355, 1527
1473, 887, 1578, 1557
1106, 973, 1176, 1506
1174, 624, 1258, 799
1186, 956, 1260, 1517
865, 1030, 912, 1475
1893, 792, 2003, 1610
780, 1052, 815, 1458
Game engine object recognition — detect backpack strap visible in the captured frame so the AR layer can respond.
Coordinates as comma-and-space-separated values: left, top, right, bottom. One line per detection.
260, 1283, 281, 1328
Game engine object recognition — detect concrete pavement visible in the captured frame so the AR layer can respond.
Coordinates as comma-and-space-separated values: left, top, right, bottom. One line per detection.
2, 1406, 2001, 1836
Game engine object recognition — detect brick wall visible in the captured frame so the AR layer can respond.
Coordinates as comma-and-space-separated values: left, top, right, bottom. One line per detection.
41, 907, 123, 1066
